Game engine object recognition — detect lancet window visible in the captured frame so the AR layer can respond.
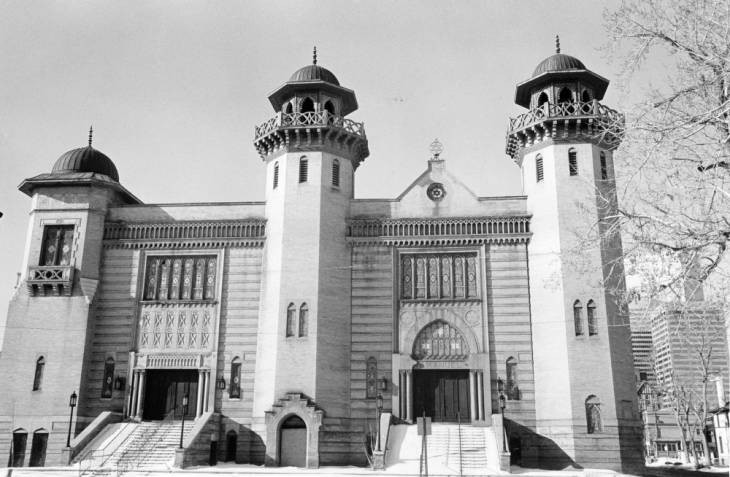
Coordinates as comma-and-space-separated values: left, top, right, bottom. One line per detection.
144, 255, 217, 301
101, 356, 114, 398
412, 320, 469, 360
366, 357, 377, 398
33, 357, 45, 391
586, 395, 602, 433
40, 225, 74, 266
400, 253, 479, 300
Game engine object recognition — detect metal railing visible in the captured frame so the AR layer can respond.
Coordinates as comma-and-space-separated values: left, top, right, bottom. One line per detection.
507, 100, 623, 134
254, 111, 366, 141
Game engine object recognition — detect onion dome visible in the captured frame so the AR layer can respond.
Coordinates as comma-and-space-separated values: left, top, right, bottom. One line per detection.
514, 36, 609, 108
51, 127, 119, 181
268, 47, 358, 116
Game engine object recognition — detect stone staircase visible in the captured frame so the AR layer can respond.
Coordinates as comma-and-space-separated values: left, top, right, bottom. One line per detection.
75, 420, 194, 471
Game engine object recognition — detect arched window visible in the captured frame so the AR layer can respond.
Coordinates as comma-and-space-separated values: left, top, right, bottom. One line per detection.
558, 87, 572, 103
324, 100, 335, 116
587, 300, 598, 335
366, 357, 377, 399
412, 320, 469, 360
33, 357, 45, 391
299, 157, 308, 183
273, 162, 279, 189
285, 102, 293, 114
600, 152, 608, 180
568, 148, 578, 176
537, 92, 549, 107
101, 356, 114, 398
535, 155, 544, 182
301, 97, 315, 113
332, 159, 340, 187
298, 303, 308, 337
29, 429, 48, 467
585, 395, 602, 433
286, 303, 296, 337
573, 300, 584, 336
506, 357, 520, 400
230, 357, 241, 399
11, 430, 27, 467
225, 430, 238, 462
581, 90, 592, 102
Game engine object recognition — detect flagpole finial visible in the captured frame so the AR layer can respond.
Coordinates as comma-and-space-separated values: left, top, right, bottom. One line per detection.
88, 125, 93, 147
313, 46, 317, 65
556, 35, 561, 54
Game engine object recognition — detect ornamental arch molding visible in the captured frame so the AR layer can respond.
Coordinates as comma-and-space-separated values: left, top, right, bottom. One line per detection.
264, 393, 323, 468
400, 313, 480, 358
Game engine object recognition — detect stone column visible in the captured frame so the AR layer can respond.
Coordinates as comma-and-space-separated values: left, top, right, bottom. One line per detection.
129, 371, 139, 418
477, 371, 484, 421
406, 370, 413, 422
135, 370, 146, 420
203, 370, 211, 413
196, 369, 205, 418
469, 370, 477, 422
399, 371, 406, 418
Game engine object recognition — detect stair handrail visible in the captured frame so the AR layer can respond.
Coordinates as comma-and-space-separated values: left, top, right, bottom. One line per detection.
457, 412, 463, 477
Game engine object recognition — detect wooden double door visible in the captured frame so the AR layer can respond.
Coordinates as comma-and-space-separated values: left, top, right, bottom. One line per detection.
143, 369, 198, 420
413, 370, 470, 422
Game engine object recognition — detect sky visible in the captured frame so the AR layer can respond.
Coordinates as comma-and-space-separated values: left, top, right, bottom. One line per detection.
0, 0, 625, 321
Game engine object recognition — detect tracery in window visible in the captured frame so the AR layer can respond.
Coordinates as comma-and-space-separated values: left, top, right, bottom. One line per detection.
144, 255, 217, 301
230, 357, 241, 399
40, 225, 74, 266
587, 300, 598, 335
412, 320, 469, 360
286, 303, 296, 337
400, 253, 479, 300
366, 357, 377, 399
298, 303, 309, 337
101, 356, 114, 398
33, 357, 45, 391
573, 300, 584, 336
506, 357, 520, 400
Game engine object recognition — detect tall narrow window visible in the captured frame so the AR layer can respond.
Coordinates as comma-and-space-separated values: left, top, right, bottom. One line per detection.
536, 155, 544, 182
600, 152, 608, 180
568, 148, 578, 176
573, 300, 584, 336
506, 357, 520, 400
587, 300, 598, 335
230, 357, 241, 399
101, 356, 114, 398
299, 157, 308, 183
33, 357, 45, 391
366, 357, 377, 399
301, 97, 314, 113
40, 225, 74, 266
332, 159, 340, 187
285, 102, 293, 114
537, 92, 548, 107
11, 431, 27, 467
29, 430, 48, 467
286, 303, 296, 337
298, 303, 309, 337
581, 90, 592, 102
273, 162, 279, 189
586, 395, 602, 433
558, 87, 572, 103
324, 100, 335, 116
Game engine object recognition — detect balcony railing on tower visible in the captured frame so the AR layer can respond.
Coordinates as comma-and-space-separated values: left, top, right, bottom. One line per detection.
254, 111, 369, 166
506, 100, 624, 160
27, 265, 74, 296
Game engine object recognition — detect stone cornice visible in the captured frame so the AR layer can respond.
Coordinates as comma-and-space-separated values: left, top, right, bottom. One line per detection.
103, 219, 266, 249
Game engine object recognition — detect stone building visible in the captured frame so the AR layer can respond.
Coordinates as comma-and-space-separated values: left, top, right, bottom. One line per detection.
0, 46, 643, 472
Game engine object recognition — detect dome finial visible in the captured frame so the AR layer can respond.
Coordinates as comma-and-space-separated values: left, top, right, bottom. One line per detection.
313, 46, 317, 65
429, 138, 444, 159
555, 35, 561, 54
88, 125, 93, 147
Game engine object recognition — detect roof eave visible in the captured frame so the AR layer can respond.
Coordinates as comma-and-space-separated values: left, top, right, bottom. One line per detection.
514, 69, 610, 108
267, 81, 359, 116
18, 173, 142, 204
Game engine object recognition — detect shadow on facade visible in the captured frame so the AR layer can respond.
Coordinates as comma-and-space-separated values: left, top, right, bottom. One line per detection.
506, 420, 580, 470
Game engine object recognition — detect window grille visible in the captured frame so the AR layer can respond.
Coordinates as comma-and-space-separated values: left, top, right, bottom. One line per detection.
400, 253, 479, 300
569, 148, 578, 176
40, 225, 74, 266
144, 255, 217, 301
573, 300, 584, 336
273, 162, 279, 189
299, 157, 308, 183
332, 159, 340, 187
536, 155, 544, 182
29, 431, 48, 467
412, 320, 469, 360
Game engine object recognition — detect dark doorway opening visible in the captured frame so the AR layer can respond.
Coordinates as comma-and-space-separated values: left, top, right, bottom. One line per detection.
413, 370, 470, 422
225, 430, 237, 462
143, 369, 198, 420
10, 431, 27, 467
29, 432, 48, 467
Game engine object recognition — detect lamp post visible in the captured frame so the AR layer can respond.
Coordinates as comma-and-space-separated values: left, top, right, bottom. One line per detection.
66, 391, 77, 448
376, 393, 383, 452
179, 394, 189, 449
497, 378, 507, 453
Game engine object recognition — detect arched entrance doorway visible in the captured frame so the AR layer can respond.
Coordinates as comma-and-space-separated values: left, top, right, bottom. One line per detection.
225, 430, 237, 462
279, 415, 307, 467
412, 320, 471, 422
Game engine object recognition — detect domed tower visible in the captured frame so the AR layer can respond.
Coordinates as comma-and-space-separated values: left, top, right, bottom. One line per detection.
251, 50, 368, 467
505, 39, 642, 471
0, 129, 139, 465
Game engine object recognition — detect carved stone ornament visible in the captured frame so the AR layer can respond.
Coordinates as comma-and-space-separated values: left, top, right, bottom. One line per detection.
427, 182, 446, 202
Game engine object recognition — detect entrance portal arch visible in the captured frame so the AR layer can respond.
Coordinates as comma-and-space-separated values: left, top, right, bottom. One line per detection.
264, 393, 322, 468
279, 415, 307, 467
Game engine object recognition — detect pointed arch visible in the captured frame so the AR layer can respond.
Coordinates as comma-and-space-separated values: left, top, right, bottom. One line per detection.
298, 303, 309, 337
301, 97, 315, 113
587, 300, 598, 335
581, 89, 592, 102
323, 100, 335, 116
558, 87, 572, 103
29, 429, 48, 467
33, 356, 45, 391
412, 320, 469, 360
286, 303, 296, 337
537, 91, 549, 107
285, 102, 293, 114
